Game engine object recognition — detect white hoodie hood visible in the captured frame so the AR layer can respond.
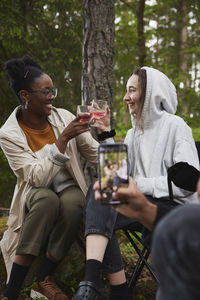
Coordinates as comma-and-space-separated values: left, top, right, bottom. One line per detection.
141, 67, 177, 129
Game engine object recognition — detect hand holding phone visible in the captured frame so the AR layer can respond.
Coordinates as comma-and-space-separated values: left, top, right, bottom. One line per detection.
98, 143, 129, 205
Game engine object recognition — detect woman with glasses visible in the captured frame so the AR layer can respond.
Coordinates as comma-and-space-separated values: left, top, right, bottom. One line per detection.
0, 55, 103, 300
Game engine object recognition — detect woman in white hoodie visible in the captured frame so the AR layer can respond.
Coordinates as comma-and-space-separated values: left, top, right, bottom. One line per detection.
72, 67, 199, 300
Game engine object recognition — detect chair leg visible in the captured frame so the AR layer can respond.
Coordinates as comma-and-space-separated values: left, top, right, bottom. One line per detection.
128, 246, 149, 288
123, 229, 159, 289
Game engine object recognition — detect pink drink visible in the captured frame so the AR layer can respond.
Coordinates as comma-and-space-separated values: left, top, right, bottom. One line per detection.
80, 113, 92, 122
92, 111, 106, 119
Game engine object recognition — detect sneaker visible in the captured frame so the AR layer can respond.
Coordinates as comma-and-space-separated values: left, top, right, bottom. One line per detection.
71, 280, 109, 300
32, 276, 69, 300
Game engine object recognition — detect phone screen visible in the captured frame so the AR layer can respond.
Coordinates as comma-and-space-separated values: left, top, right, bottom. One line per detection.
98, 143, 129, 205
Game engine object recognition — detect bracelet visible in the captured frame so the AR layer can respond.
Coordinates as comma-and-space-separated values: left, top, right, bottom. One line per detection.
97, 129, 116, 141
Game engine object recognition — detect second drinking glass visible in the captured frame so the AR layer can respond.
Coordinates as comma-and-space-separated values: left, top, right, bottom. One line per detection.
90, 99, 107, 127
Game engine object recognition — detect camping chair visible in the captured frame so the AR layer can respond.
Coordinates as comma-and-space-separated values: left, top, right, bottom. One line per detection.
122, 221, 158, 289
122, 143, 200, 290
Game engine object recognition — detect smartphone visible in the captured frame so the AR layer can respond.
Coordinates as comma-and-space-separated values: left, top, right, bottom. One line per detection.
98, 143, 129, 205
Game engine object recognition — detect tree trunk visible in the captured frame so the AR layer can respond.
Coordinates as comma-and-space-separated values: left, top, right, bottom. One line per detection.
82, 0, 115, 126
137, 0, 146, 67
180, 3, 188, 80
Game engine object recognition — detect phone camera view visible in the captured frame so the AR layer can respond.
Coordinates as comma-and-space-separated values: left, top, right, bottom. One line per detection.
98, 143, 129, 205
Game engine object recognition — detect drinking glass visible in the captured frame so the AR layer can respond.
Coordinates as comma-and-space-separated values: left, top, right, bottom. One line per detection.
77, 105, 92, 122
90, 100, 107, 127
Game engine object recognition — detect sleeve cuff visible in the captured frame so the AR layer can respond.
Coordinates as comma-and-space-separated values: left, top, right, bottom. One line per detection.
103, 137, 115, 144
49, 143, 69, 166
97, 129, 116, 141
136, 177, 153, 195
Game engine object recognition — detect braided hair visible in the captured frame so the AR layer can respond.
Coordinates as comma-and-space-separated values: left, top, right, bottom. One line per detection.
4, 55, 44, 104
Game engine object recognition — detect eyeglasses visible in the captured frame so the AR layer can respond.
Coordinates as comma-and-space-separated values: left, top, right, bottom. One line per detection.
27, 87, 58, 98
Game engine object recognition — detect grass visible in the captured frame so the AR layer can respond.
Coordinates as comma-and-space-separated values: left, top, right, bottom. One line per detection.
0, 217, 156, 299
0, 217, 7, 237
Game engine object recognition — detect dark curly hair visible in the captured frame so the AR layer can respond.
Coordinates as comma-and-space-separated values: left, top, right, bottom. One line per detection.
4, 55, 44, 104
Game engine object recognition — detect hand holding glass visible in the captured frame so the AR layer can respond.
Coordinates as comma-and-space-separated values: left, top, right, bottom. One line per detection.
90, 100, 107, 127
76, 105, 92, 122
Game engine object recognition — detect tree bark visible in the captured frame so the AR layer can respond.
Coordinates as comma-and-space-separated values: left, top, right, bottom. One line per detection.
180, 3, 188, 77
137, 0, 146, 66
82, 0, 115, 126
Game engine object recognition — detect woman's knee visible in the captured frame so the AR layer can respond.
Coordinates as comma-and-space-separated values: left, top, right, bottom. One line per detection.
26, 187, 60, 214
59, 187, 85, 217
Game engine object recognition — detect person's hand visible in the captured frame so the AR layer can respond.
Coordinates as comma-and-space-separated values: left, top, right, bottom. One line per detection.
111, 177, 149, 219
56, 115, 90, 153
90, 103, 111, 132
93, 180, 102, 201
93, 177, 158, 230
62, 115, 91, 140
93, 177, 148, 219
97, 105, 111, 132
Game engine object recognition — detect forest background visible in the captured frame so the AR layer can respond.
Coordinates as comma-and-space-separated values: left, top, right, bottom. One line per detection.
0, 0, 200, 208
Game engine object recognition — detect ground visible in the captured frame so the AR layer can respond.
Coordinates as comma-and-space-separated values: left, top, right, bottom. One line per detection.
0, 216, 157, 299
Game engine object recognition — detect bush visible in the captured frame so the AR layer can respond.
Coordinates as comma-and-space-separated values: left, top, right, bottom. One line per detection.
0, 150, 15, 208
192, 128, 200, 141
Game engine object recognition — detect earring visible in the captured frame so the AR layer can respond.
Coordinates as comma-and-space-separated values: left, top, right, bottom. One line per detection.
24, 101, 29, 109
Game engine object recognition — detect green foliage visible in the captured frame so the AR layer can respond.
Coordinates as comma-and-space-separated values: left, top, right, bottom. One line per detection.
0, 150, 15, 207
118, 230, 143, 265
192, 128, 200, 141
0, 217, 7, 235
177, 88, 200, 128
20, 282, 37, 299
0, 0, 83, 126
62, 278, 79, 296
114, 0, 200, 134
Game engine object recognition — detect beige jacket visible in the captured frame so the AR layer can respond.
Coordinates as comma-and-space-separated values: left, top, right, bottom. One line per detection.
0, 106, 99, 280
